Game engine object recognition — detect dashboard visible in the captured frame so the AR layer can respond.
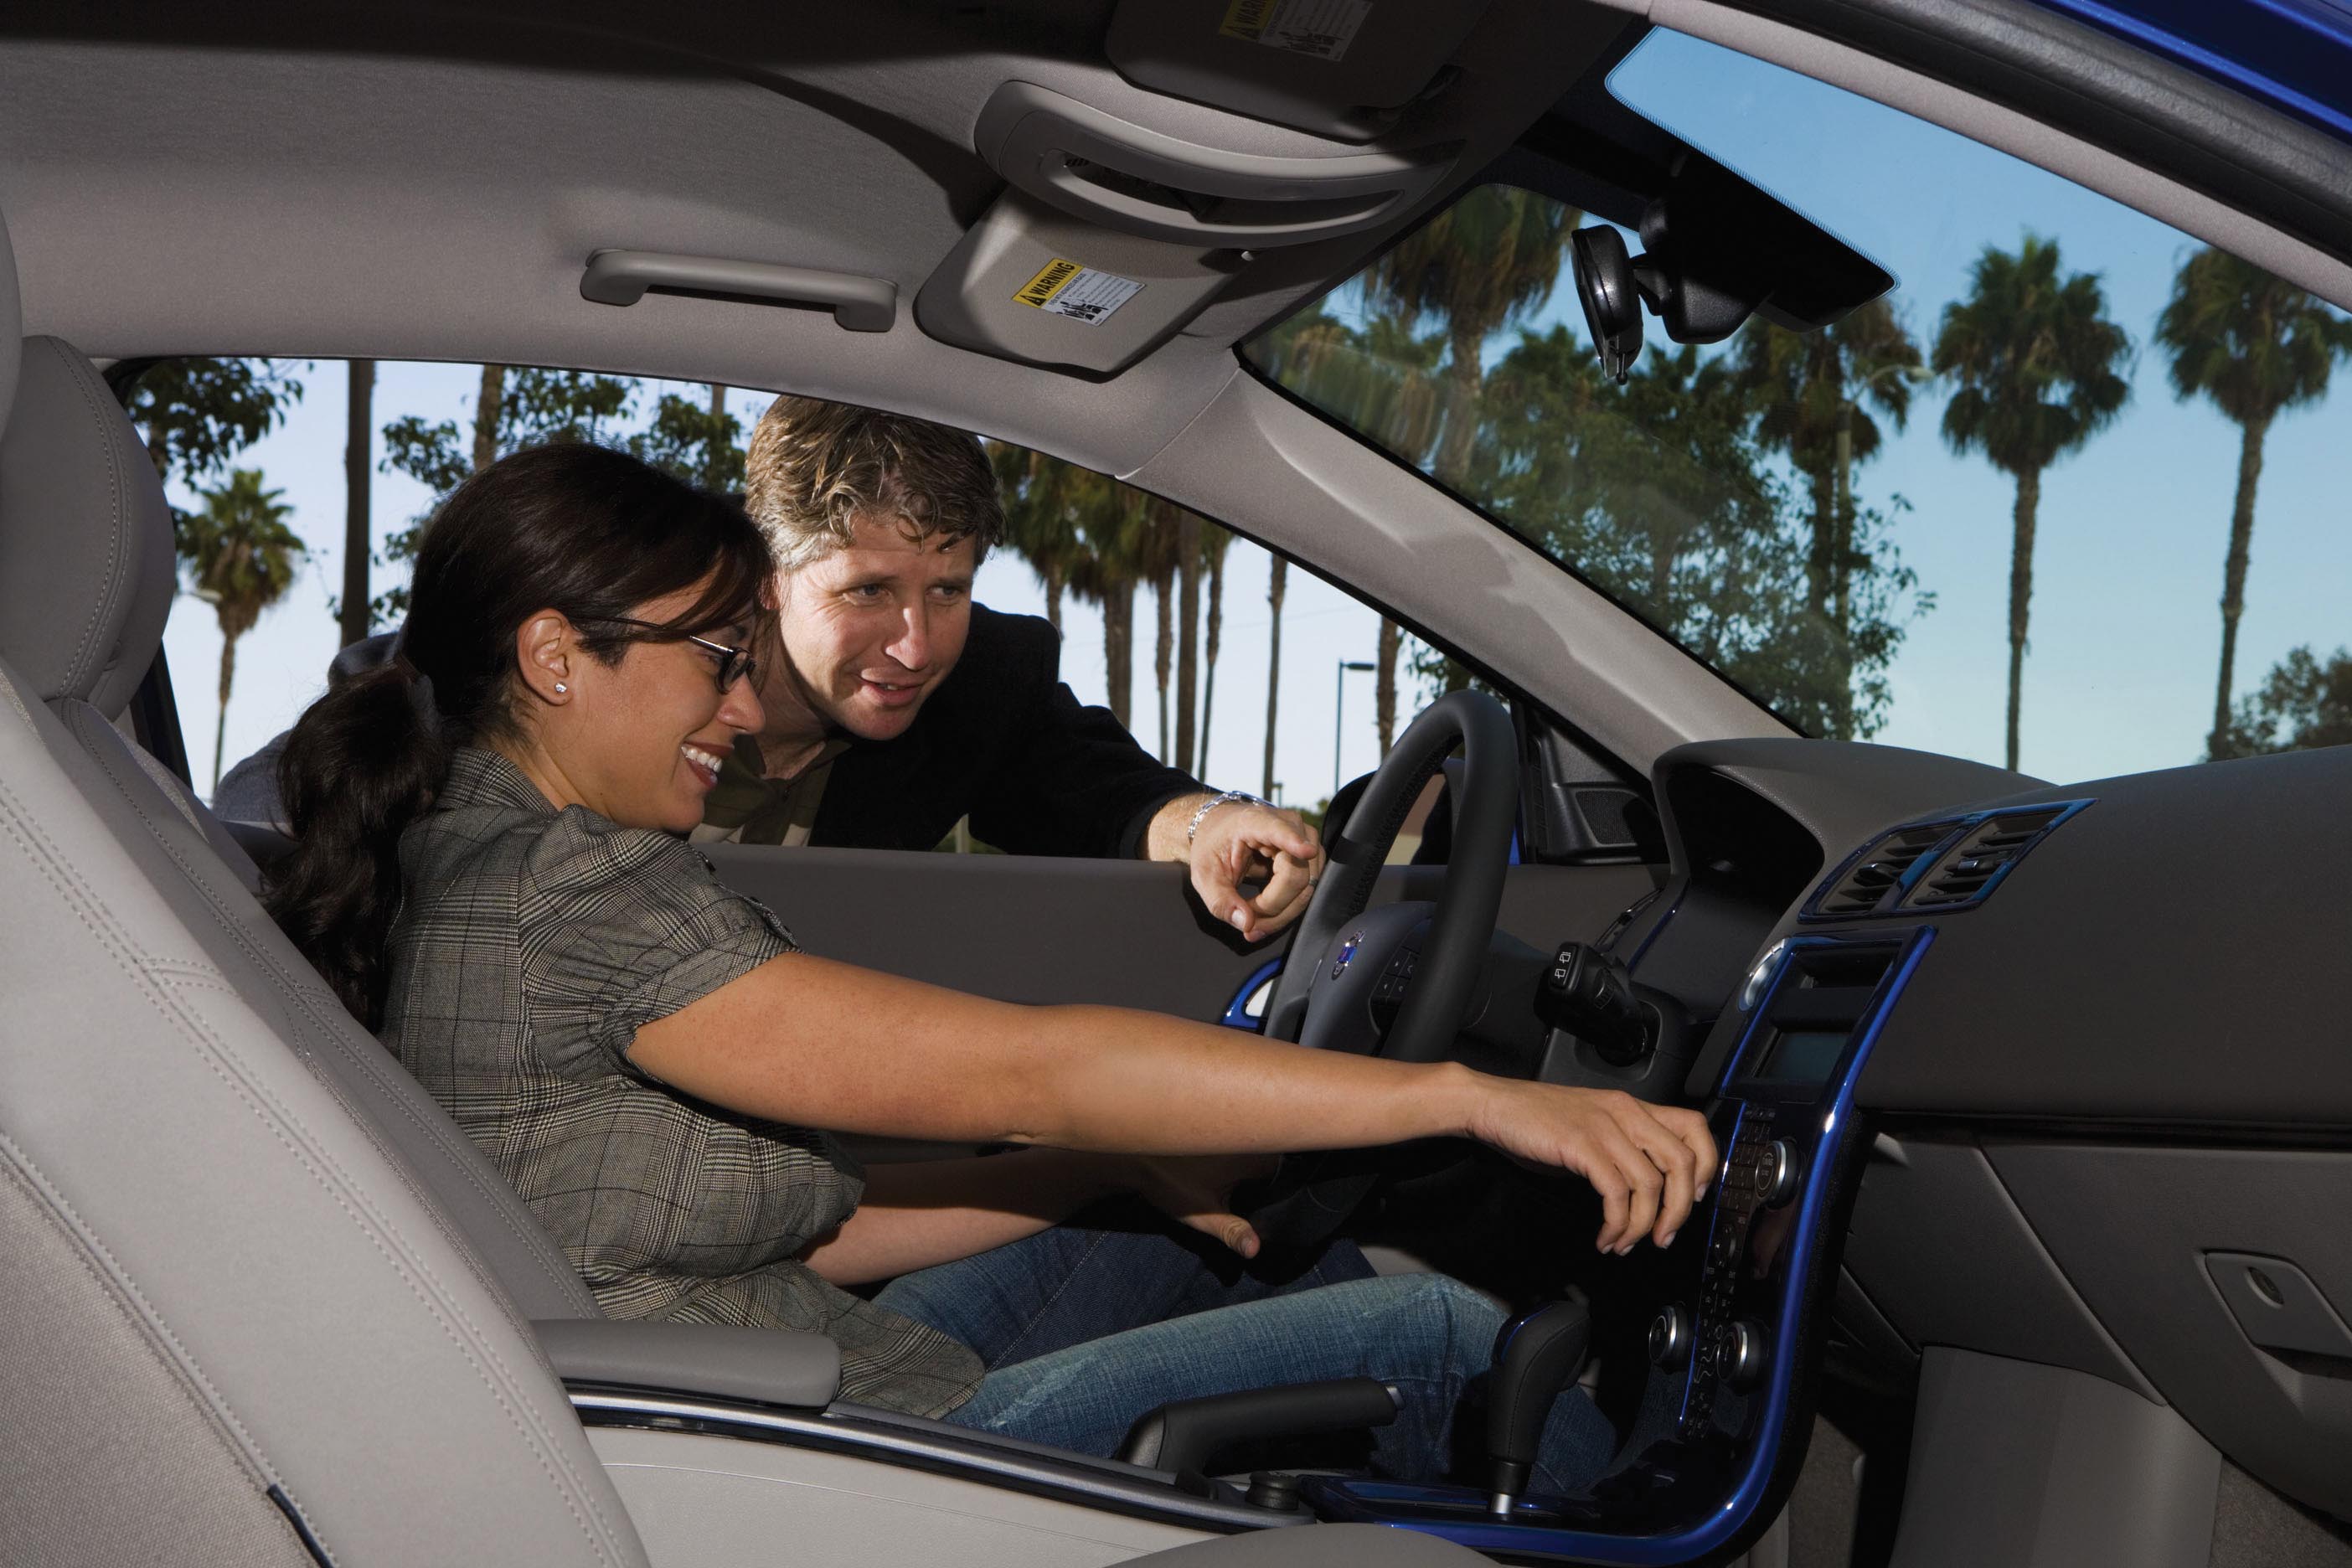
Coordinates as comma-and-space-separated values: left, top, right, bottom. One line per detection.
1326, 735, 2352, 1555
1640, 738, 2352, 1532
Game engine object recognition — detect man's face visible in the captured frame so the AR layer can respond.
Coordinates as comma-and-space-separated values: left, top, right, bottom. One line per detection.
771, 508, 976, 742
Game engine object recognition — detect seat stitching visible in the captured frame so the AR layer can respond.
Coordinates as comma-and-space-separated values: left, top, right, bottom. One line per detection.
0, 1148, 306, 1555
41, 339, 133, 704
0, 787, 635, 1565
76, 722, 599, 1317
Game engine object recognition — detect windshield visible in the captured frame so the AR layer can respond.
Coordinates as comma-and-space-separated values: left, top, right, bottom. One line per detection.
1242, 30, 2352, 780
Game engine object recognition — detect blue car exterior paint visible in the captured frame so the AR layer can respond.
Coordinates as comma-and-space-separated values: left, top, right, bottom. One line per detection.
2023, 0, 2352, 142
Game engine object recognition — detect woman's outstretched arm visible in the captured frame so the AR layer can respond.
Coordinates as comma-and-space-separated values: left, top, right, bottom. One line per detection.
797, 1151, 1266, 1286
631, 952, 1715, 1253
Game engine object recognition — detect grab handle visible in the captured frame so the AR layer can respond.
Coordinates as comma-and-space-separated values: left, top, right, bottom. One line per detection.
580, 250, 897, 333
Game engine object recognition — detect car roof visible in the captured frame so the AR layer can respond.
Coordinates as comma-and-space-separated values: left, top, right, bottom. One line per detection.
2021, 0, 2352, 145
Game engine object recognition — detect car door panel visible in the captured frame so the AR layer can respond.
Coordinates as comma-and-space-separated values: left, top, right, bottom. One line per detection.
704, 843, 1658, 1024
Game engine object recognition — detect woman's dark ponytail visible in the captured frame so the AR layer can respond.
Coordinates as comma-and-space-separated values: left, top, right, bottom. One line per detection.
262, 440, 771, 1029
269, 658, 451, 1027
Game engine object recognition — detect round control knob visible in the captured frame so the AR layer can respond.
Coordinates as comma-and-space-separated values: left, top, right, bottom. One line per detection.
1762, 1138, 1801, 1207
1726, 1320, 1768, 1390
1648, 1304, 1692, 1369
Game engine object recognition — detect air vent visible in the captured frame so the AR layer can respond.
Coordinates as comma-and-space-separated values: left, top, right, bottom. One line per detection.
1903, 806, 2076, 909
1808, 823, 1953, 917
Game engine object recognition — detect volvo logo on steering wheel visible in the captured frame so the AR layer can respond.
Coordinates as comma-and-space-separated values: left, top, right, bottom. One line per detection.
1332, 930, 1364, 980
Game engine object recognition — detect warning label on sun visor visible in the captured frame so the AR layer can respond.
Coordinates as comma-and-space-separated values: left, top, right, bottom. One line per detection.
1013, 259, 1144, 326
1218, 0, 1370, 62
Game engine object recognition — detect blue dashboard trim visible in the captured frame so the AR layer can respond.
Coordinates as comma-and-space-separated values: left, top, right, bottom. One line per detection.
1220, 957, 1286, 1032
1328, 925, 1936, 1563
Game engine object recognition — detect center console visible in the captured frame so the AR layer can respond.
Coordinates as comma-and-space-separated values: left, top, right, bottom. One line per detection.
1301, 926, 1934, 1560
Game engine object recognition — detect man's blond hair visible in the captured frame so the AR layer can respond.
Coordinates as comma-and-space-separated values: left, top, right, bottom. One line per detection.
746, 395, 1004, 571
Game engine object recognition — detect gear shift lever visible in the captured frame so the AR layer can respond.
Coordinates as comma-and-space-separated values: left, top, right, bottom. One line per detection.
1484, 1300, 1591, 1517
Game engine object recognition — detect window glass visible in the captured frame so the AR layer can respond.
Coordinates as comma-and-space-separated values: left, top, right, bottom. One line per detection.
133, 361, 1407, 847
1244, 29, 2352, 779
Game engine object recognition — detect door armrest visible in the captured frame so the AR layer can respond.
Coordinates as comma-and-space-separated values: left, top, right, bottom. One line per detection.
534, 1319, 842, 1408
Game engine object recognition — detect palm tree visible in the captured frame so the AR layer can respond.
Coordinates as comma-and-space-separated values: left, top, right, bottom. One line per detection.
1932, 235, 2133, 771
1262, 554, 1287, 801
1137, 502, 1181, 761
992, 445, 1090, 632
1065, 477, 1153, 729
472, 365, 505, 471
706, 384, 728, 489
1196, 521, 1231, 779
1730, 300, 1921, 625
341, 359, 374, 645
178, 470, 306, 791
1173, 505, 1204, 773
2154, 247, 2352, 757
1360, 188, 1571, 746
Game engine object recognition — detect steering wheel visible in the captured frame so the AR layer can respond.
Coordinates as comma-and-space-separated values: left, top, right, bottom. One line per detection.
1246, 689, 1519, 1248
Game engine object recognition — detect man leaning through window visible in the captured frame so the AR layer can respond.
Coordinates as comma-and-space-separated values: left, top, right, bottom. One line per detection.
218, 395, 1325, 941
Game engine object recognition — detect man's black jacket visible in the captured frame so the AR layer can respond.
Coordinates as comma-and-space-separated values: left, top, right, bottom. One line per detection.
211, 606, 1203, 859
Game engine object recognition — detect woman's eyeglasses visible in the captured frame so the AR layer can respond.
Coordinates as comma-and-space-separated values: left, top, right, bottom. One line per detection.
585, 618, 760, 694
678, 632, 758, 694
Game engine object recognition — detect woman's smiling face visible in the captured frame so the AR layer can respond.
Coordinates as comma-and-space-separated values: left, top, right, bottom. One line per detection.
531, 580, 765, 833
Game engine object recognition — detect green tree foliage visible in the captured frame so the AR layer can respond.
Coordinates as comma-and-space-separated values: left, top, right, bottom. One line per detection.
1932, 234, 2133, 771
1729, 302, 1923, 735
178, 469, 305, 789
1474, 326, 1926, 739
1360, 187, 1571, 750
373, 367, 647, 621
2154, 249, 2352, 757
628, 386, 745, 493
2209, 645, 2352, 758
1258, 291, 1932, 742
127, 358, 304, 488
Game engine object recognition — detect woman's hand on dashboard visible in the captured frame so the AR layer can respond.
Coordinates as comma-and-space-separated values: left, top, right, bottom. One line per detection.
1466, 1083, 1718, 1253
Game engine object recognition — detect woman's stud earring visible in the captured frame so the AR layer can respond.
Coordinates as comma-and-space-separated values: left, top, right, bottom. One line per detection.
553, 682, 567, 694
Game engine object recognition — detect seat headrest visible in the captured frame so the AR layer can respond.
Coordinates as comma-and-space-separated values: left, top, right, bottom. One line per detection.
0, 337, 176, 714
0, 205, 21, 436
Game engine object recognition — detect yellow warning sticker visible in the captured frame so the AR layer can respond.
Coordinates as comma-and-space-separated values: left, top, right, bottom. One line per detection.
1218, 0, 1369, 62
1013, 258, 1145, 326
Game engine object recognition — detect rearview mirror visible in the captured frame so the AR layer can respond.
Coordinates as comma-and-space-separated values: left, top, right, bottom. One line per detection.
1571, 225, 1645, 383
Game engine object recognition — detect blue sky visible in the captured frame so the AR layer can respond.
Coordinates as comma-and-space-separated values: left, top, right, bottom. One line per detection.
160, 24, 2349, 806
1598, 31, 2350, 781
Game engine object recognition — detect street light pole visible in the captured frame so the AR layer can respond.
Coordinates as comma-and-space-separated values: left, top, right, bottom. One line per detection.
1334, 659, 1375, 796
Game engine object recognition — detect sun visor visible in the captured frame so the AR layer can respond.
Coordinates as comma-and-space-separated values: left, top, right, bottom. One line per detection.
916, 81, 1457, 376
1107, 0, 1498, 141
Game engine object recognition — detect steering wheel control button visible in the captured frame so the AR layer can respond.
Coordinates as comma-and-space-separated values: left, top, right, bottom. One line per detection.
1648, 1305, 1692, 1369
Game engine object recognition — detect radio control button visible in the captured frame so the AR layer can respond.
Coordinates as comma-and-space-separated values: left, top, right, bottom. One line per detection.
1763, 1139, 1801, 1207
1727, 1321, 1768, 1389
1648, 1305, 1692, 1369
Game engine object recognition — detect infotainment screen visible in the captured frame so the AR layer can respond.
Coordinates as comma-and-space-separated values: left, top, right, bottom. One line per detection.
1751, 1029, 1849, 1086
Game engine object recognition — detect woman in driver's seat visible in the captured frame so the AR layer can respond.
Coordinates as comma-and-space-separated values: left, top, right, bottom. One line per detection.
264, 441, 1714, 1495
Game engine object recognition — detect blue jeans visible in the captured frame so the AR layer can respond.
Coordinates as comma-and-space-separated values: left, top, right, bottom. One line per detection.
874, 1199, 1376, 1369
875, 1210, 1617, 1493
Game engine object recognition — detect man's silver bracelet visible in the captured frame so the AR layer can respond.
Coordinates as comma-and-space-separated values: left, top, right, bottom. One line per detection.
1185, 789, 1271, 845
